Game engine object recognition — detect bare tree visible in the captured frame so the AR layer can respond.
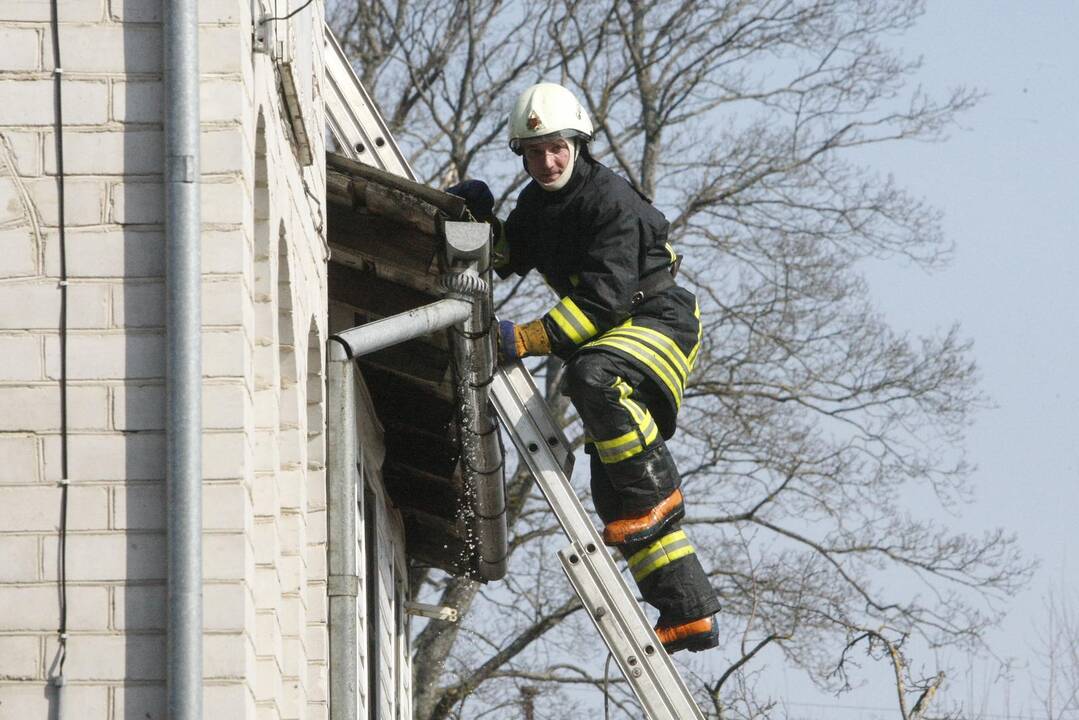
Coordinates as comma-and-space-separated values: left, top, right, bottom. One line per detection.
1030, 589, 1079, 720
328, 1, 1033, 718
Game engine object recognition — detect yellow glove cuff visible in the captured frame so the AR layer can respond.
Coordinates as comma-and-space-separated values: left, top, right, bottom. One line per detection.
516, 319, 551, 357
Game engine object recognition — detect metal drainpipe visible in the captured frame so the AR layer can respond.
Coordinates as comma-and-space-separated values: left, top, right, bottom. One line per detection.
326, 341, 359, 720
441, 221, 507, 581
163, 2, 202, 719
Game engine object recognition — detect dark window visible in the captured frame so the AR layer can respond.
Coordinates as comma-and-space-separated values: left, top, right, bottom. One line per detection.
364, 483, 379, 720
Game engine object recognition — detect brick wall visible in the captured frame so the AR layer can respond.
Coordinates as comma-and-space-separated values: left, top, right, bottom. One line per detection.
0, 1, 330, 718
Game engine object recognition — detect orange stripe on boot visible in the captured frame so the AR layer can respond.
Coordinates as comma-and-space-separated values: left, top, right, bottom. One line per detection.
655, 615, 718, 654
602, 489, 685, 547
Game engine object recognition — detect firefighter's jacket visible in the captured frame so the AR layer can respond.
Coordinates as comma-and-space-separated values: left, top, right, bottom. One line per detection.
495, 156, 702, 418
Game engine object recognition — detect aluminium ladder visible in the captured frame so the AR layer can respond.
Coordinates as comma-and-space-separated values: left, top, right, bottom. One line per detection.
490, 360, 705, 720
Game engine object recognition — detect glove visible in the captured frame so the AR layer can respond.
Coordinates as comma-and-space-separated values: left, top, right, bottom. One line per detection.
497, 319, 551, 363
446, 179, 494, 222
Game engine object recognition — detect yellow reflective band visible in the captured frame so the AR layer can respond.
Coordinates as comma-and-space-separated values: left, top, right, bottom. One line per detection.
664, 242, 677, 264
687, 302, 703, 370
595, 427, 647, 464
628, 530, 695, 582
547, 297, 598, 345
603, 326, 690, 383
588, 337, 683, 407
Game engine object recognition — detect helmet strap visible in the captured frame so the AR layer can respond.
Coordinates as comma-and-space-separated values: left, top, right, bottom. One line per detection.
537, 139, 578, 192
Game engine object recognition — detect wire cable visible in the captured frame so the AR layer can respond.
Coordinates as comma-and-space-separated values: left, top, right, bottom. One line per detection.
49, 0, 70, 699
603, 652, 613, 720
265, 0, 317, 22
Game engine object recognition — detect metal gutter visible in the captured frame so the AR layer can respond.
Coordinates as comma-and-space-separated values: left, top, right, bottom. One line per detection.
327, 221, 507, 581
163, 2, 202, 719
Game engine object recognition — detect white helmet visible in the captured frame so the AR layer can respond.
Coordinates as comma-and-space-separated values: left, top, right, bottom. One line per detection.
508, 82, 593, 154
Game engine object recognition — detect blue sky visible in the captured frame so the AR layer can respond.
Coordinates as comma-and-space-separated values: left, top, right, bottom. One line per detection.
795, 1, 1079, 715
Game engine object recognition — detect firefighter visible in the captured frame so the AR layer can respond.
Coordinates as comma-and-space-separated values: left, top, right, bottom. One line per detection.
449, 82, 721, 653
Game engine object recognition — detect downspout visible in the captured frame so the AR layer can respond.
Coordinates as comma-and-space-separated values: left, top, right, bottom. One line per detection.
441, 221, 507, 581
163, 2, 202, 720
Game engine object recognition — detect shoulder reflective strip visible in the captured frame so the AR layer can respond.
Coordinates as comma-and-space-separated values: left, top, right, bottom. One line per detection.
686, 302, 703, 370
604, 326, 689, 381
664, 242, 677, 264
547, 297, 598, 344
588, 337, 683, 406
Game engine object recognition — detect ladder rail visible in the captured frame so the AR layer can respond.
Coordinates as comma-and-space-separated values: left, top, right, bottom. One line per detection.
491, 361, 705, 720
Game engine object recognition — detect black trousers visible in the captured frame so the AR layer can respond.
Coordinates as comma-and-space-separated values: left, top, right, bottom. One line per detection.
564, 349, 721, 624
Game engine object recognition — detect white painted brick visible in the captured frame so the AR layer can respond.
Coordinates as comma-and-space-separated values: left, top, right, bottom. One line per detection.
0, 228, 39, 278
279, 556, 304, 597
1, 174, 34, 228
204, 582, 248, 632
0, 536, 39, 582
206, 632, 249, 679
203, 276, 247, 326
109, 180, 163, 224
3, 0, 103, 21
255, 656, 282, 704
112, 280, 164, 327
252, 470, 279, 517
44, 332, 165, 380
0, 432, 38, 477
112, 684, 165, 720
0, 27, 40, 71
113, 583, 165, 630
306, 508, 326, 545
0, 281, 110, 330
204, 381, 248, 429
255, 566, 281, 611
202, 79, 247, 123
200, 25, 249, 75
304, 625, 327, 663
255, 609, 281, 656
202, 228, 250, 275
29, 176, 108, 226
206, 682, 256, 720
0, 682, 108, 717
111, 381, 163, 431
202, 127, 247, 175
306, 543, 326, 581
44, 633, 164, 681
204, 430, 246, 479
43, 432, 165, 481
254, 518, 279, 566
45, 228, 165, 277
0, 131, 43, 177
0, 335, 42, 381
0, 635, 41, 679
113, 483, 164, 530
43, 25, 161, 75
280, 514, 305, 561
44, 130, 162, 176
205, 481, 249, 531
278, 469, 305, 511
306, 468, 326, 510
203, 532, 248, 580
0, 584, 109, 631
43, 531, 165, 582
0, 80, 108, 126
202, 178, 247, 225
0, 384, 108, 431
111, 80, 163, 124
108, 0, 160, 22
204, 328, 251, 378
305, 582, 327, 625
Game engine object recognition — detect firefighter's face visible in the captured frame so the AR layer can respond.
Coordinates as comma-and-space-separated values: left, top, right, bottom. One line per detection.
523, 139, 571, 184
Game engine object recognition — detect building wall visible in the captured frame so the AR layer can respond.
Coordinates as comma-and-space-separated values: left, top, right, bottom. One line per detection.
0, 1, 398, 717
